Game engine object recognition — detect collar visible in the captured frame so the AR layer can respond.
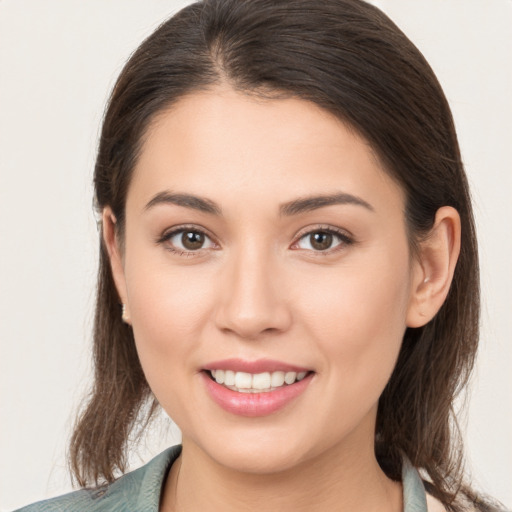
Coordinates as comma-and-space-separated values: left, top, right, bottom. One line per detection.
132, 445, 429, 511
402, 456, 429, 512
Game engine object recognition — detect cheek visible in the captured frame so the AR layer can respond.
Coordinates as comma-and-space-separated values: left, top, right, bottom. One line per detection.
124, 251, 216, 374
295, 248, 412, 380
124, 260, 218, 426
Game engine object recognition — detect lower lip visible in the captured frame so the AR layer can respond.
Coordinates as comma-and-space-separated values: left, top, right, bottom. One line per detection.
201, 371, 313, 417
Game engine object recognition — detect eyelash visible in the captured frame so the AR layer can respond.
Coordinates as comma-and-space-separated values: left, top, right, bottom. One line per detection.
292, 225, 354, 255
156, 224, 354, 257
156, 224, 217, 257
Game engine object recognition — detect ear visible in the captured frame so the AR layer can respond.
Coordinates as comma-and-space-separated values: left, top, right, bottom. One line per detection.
406, 206, 461, 328
102, 207, 131, 324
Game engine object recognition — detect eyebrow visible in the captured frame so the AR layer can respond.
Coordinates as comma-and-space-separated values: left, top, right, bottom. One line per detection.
279, 192, 374, 216
144, 190, 374, 216
144, 191, 222, 215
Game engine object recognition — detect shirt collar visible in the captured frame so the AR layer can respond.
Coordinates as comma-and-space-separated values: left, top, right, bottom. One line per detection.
133, 446, 429, 512
402, 456, 429, 512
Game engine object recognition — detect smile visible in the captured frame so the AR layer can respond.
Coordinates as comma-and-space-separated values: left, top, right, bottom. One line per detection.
208, 369, 309, 393
201, 360, 314, 417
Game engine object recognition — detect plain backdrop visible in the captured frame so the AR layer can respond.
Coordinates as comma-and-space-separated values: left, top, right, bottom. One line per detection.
1, 1, 511, 510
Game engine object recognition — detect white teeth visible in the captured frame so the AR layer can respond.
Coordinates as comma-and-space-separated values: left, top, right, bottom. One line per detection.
224, 370, 236, 386
235, 371, 252, 389
210, 369, 308, 392
284, 371, 297, 385
252, 372, 271, 390
270, 371, 285, 387
215, 369, 225, 384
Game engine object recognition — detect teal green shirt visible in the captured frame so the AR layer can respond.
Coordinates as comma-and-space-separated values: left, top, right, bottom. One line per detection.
15, 445, 430, 511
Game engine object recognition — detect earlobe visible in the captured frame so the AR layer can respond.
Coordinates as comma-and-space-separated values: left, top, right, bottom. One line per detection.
102, 208, 131, 323
406, 206, 461, 328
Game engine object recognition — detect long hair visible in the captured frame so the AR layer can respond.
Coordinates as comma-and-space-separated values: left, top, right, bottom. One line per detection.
69, 1, 482, 509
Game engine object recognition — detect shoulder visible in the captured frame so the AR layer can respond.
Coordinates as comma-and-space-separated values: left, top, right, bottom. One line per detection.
13, 487, 100, 512
14, 445, 182, 512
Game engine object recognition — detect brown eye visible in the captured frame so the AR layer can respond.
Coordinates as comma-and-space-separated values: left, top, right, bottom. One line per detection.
309, 232, 333, 251
161, 228, 215, 254
295, 228, 352, 253
181, 231, 205, 250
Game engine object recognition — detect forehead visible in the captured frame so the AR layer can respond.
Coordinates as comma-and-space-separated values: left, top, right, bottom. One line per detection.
128, 88, 405, 216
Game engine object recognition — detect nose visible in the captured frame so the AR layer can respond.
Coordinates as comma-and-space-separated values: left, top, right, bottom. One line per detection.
214, 244, 292, 340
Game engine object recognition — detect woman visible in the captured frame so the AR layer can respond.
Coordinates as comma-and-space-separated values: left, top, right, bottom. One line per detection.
14, 0, 506, 510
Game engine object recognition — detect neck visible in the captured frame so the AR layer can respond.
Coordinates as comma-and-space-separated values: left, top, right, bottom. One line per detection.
161, 434, 402, 512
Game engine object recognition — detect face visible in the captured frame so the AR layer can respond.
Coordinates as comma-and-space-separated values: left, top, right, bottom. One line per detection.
108, 88, 423, 474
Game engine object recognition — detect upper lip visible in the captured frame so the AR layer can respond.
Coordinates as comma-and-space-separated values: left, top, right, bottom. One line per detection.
203, 358, 311, 374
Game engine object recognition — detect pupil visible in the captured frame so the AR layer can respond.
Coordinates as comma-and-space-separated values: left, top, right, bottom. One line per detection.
311, 232, 332, 250
182, 231, 204, 250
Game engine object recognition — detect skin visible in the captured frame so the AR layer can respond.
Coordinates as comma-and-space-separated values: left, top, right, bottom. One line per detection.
104, 87, 460, 511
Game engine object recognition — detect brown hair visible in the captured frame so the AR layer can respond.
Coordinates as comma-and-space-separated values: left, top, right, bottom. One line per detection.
70, 0, 485, 509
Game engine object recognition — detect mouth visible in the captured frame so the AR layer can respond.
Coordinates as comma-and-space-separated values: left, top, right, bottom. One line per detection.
205, 369, 311, 393
201, 359, 314, 417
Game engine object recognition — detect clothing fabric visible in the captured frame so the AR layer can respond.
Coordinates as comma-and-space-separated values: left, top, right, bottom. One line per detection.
15, 445, 430, 511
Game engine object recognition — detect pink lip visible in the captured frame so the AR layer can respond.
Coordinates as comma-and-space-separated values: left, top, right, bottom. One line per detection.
203, 358, 310, 374
201, 370, 314, 417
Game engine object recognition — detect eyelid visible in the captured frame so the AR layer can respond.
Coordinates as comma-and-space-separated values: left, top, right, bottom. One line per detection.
290, 225, 355, 253
156, 223, 354, 256
156, 224, 218, 254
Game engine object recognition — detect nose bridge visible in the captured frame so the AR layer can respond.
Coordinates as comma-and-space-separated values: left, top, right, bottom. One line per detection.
215, 238, 291, 339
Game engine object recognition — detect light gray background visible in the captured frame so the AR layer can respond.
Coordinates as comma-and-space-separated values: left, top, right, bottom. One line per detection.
1, 1, 510, 510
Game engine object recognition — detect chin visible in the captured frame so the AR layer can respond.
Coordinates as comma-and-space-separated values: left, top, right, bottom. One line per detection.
212, 442, 309, 475
187, 423, 332, 476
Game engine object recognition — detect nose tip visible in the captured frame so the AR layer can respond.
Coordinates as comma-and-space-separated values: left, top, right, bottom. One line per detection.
219, 311, 283, 340
214, 257, 292, 340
